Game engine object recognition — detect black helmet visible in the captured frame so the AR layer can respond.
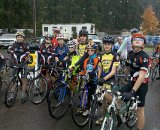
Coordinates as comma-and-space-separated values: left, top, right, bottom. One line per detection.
79, 29, 88, 36
103, 36, 114, 44
44, 33, 52, 39
130, 28, 139, 34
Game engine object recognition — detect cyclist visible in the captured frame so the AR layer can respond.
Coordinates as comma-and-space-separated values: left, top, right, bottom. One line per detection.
120, 33, 149, 130
117, 28, 139, 59
52, 28, 60, 49
55, 34, 69, 68
8, 32, 30, 103
155, 42, 160, 80
39, 34, 56, 87
74, 29, 96, 68
79, 44, 99, 116
96, 35, 120, 124
112, 36, 123, 52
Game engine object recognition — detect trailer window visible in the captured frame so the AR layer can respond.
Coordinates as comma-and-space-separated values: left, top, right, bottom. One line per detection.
72, 27, 76, 32
44, 27, 48, 32
82, 26, 87, 30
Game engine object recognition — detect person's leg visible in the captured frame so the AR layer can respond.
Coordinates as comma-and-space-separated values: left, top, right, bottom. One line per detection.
136, 107, 145, 130
136, 84, 148, 130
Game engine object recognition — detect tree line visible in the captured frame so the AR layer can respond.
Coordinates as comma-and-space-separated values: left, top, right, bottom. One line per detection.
0, 0, 160, 35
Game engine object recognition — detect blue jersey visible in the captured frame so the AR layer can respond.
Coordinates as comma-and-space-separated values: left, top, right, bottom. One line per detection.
55, 44, 69, 61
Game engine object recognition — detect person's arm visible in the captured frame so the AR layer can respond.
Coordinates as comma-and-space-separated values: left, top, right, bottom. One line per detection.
98, 62, 102, 79
132, 70, 146, 91
132, 55, 149, 92
117, 37, 127, 53
75, 52, 89, 66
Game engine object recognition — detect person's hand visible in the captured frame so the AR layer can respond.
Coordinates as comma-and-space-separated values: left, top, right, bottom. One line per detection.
122, 89, 136, 102
98, 78, 105, 85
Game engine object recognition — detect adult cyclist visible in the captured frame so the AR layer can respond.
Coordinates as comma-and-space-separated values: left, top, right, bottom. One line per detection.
8, 32, 30, 103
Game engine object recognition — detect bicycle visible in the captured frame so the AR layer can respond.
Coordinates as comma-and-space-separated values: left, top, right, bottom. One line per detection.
47, 67, 71, 119
116, 58, 130, 85
5, 63, 31, 108
71, 73, 92, 127
100, 89, 139, 130
0, 58, 10, 91
150, 53, 160, 82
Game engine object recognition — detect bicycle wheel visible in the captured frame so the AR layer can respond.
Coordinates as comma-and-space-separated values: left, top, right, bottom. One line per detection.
89, 98, 98, 130
125, 110, 137, 128
101, 108, 117, 130
48, 81, 70, 119
71, 88, 89, 127
28, 75, 48, 104
5, 77, 18, 108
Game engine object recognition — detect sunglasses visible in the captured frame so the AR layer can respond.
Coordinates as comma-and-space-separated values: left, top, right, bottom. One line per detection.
87, 49, 95, 52
132, 38, 144, 42
45, 38, 51, 41
68, 46, 74, 49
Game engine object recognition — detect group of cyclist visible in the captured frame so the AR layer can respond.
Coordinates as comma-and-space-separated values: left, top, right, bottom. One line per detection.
0, 27, 159, 130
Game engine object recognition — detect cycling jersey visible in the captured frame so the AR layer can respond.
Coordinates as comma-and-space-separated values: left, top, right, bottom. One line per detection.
99, 51, 120, 77
67, 51, 79, 67
8, 42, 30, 63
52, 37, 58, 49
55, 44, 69, 61
39, 43, 55, 65
127, 50, 149, 83
77, 43, 87, 57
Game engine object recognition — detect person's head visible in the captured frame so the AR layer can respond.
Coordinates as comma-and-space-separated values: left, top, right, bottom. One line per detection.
130, 28, 139, 36
103, 36, 114, 52
131, 33, 146, 52
16, 32, 25, 43
56, 34, 64, 46
87, 44, 98, 56
44, 34, 52, 46
117, 37, 123, 44
53, 28, 60, 37
79, 29, 88, 43
67, 40, 76, 53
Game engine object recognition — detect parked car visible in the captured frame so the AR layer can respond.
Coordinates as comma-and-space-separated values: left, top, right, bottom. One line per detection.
0, 34, 16, 47
88, 34, 103, 52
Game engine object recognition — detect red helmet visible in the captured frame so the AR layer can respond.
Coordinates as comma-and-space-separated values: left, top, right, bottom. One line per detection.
131, 33, 146, 44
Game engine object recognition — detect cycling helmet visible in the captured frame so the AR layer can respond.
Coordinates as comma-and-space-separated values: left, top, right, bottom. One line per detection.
79, 29, 88, 36
56, 34, 64, 40
131, 33, 146, 44
16, 32, 25, 37
67, 40, 76, 47
44, 33, 52, 39
87, 44, 98, 50
130, 28, 139, 34
53, 28, 60, 33
103, 36, 114, 44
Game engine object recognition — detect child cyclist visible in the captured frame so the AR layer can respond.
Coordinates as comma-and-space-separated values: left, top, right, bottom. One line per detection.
79, 44, 99, 116
96, 36, 120, 124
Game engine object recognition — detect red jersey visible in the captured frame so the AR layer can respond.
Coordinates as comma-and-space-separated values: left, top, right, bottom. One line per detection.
52, 37, 58, 49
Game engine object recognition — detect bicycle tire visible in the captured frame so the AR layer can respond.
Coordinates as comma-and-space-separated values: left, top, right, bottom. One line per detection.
28, 75, 48, 104
101, 108, 117, 130
89, 97, 98, 130
48, 81, 70, 119
125, 110, 137, 128
71, 88, 89, 127
5, 77, 18, 108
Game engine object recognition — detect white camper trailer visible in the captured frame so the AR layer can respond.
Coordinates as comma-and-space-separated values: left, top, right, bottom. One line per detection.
42, 23, 95, 39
